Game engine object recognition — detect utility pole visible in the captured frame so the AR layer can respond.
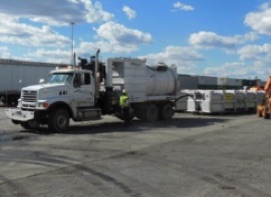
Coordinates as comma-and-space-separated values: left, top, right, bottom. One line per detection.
70, 22, 75, 66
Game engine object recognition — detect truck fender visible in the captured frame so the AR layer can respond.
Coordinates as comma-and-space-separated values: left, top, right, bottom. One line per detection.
47, 101, 73, 118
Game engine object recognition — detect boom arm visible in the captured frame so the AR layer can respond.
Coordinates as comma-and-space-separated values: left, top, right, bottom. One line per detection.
264, 76, 271, 91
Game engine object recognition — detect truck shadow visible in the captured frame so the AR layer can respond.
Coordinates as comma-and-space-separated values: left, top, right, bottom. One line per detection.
61, 116, 230, 135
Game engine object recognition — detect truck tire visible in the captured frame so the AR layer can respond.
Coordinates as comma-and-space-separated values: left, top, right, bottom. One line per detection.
48, 108, 69, 132
20, 122, 32, 130
145, 104, 159, 121
11, 119, 20, 125
160, 103, 174, 120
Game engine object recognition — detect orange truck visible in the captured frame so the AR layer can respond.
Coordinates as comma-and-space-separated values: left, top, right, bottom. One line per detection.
257, 76, 271, 118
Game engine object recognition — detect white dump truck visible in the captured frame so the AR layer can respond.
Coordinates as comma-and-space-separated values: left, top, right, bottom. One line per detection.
6, 51, 181, 132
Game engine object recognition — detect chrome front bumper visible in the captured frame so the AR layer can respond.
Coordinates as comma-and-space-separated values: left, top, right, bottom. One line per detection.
6, 108, 35, 121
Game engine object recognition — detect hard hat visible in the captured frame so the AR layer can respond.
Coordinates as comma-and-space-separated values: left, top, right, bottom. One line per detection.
122, 89, 127, 94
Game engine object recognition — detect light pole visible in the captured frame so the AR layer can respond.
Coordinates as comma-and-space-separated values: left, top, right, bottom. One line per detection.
70, 22, 75, 66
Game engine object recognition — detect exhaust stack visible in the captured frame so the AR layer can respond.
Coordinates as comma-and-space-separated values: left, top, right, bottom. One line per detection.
95, 49, 101, 99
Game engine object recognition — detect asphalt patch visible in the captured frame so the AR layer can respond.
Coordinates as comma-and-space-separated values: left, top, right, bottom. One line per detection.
0, 133, 31, 142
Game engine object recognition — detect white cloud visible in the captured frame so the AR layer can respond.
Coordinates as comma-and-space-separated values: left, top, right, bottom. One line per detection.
74, 21, 152, 55
26, 49, 71, 63
92, 21, 152, 53
96, 21, 152, 44
189, 31, 258, 50
0, 46, 11, 58
238, 44, 271, 60
236, 43, 271, 79
0, 14, 70, 47
84, 0, 114, 24
0, 0, 116, 58
245, 3, 271, 35
0, 0, 114, 26
173, 2, 194, 11
204, 43, 271, 79
204, 61, 271, 80
123, 6, 136, 20
204, 62, 254, 78
77, 41, 114, 55
140, 46, 204, 74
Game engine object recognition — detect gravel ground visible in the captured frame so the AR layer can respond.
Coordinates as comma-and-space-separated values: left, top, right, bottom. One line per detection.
0, 107, 270, 197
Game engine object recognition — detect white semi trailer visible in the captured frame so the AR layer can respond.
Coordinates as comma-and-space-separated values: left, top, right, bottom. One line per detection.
0, 59, 57, 105
6, 51, 181, 132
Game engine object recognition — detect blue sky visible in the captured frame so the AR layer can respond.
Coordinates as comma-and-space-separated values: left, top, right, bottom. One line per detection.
0, 0, 271, 80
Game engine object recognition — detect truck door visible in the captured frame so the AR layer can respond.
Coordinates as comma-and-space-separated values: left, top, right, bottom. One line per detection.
73, 72, 94, 107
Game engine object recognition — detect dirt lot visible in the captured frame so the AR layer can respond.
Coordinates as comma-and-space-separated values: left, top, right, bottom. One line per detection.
0, 107, 271, 197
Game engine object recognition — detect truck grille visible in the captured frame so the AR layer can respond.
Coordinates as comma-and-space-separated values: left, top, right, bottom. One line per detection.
22, 90, 37, 102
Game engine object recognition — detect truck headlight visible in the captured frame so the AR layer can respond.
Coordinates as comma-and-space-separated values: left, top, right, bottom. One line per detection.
38, 102, 49, 109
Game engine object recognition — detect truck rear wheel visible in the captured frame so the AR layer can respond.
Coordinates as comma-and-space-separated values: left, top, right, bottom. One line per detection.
48, 108, 69, 132
145, 104, 159, 121
160, 103, 174, 120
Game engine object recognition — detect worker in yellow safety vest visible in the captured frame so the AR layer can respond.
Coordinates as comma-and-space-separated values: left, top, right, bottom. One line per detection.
119, 89, 131, 126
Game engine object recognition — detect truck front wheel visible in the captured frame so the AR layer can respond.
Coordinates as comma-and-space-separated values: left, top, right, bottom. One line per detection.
48, 108, 70, 132
20, 120, 40, 130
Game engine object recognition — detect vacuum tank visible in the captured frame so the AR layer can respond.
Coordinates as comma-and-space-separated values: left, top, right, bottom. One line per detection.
146, 63, 179, 96
110, 58, 180, 102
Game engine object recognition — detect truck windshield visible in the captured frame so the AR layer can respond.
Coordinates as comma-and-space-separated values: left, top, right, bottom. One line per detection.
48, 73, 74, 84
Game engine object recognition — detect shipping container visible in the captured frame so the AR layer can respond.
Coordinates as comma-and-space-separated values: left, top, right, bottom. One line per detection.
178, 74, 198, 89
217, 77, 242, 86
198, 76, 217, 85
180, 89, 265, 114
